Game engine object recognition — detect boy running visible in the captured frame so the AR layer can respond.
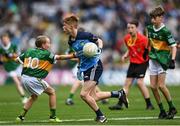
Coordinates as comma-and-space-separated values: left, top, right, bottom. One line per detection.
0, 33, 28, 104
59, 13, 128, 123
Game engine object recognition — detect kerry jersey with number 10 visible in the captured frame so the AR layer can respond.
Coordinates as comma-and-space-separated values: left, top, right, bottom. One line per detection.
18, 48, 55, 78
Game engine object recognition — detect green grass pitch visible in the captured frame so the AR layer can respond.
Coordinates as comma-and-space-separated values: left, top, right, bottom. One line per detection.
0, 84, 180, 125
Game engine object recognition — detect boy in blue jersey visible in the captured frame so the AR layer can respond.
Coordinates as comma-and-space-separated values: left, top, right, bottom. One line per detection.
57, 13, 128, 123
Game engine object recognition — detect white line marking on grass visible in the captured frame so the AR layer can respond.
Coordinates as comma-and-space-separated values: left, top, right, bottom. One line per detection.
0, 116, 180, 124
0, 102, 20, 105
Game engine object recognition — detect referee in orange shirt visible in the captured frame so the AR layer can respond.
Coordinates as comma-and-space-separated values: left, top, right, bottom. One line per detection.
109, 19, 154, 110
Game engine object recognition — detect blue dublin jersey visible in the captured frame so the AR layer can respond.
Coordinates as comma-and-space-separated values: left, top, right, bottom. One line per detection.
68, 31, 100, 72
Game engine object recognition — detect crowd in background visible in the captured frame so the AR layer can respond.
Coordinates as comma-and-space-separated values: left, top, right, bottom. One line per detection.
0, 0, 180, 69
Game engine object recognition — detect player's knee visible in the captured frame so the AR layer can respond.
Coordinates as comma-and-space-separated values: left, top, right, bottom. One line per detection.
137, 79, 144, 85
46, 87, 55, 95
159, 84, 166, 90
80, 91, 88, 100
93, 93, 100, 101
150, 84, 158, 90
50, 88, 56, 95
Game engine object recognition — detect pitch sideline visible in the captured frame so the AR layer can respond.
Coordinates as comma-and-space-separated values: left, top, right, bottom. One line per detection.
0, 116, 180, 124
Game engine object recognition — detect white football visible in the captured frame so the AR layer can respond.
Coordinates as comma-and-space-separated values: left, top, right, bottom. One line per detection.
83, 42, 98, 57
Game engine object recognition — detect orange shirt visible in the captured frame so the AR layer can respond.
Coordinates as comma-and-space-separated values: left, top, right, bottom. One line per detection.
124, 32, 149, 64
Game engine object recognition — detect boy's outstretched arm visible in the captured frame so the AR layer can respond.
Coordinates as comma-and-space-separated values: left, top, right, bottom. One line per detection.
55, 53, 76, 60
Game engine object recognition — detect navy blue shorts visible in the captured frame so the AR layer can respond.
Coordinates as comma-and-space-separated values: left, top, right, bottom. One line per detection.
83, 60, 103, 84
127, 61, 148, 78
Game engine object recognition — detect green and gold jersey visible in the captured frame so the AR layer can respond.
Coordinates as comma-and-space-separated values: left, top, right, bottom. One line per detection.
0, 43, 20, 72
147, 24, 176, 70
18, 48, 55, 78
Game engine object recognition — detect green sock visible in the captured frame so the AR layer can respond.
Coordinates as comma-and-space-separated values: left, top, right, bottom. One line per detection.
20, 108, 28, 117
158, 103, 164, 111
50, 109, 56, 118
21, 95, 25, 98
167, 101, 174, 109
69, 93, 74, 99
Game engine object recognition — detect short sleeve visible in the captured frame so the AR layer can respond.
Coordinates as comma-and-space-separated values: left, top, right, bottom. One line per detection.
84, 32, 98, 43
48, 52, 56, 64
165, 30, 176, 46
19, 53, 25, 61
17, 52, 25, 64
123, 35, 128, 46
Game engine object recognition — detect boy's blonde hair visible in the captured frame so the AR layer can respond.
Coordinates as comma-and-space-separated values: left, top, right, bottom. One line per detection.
1, 33, 9, 39
149, 6, 165, 18
35, 35, 49, 48
63, 13, 79, 28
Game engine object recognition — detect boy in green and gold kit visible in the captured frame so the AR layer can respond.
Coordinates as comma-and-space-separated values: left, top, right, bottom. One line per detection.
0, 33, 28, 104
147, 6, 177, 119
16, 35, 62, 122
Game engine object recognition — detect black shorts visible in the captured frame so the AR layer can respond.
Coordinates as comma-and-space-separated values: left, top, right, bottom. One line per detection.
83, 60, 103, 84
126, 61, 148, 78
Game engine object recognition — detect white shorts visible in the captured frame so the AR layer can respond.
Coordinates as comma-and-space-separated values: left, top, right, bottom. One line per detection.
21, 74, 49, 96
72, 64, 78, 78
8, 65, 22, 77
149, 59, 166, 75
